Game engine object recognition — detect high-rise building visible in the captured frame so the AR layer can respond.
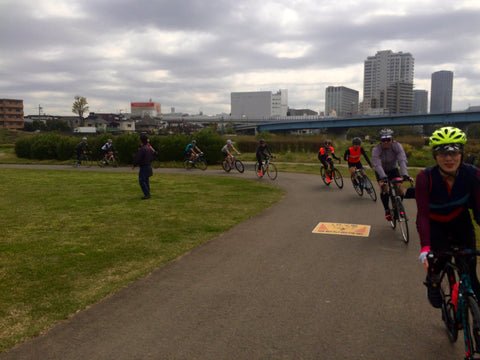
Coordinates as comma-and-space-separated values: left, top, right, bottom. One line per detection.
231, 89, 288, 119
414, 90, 428, 114
430, 70, 453, 113
362, 50, 414, 114
386, 81, 414, 114
325, 86, 359, 117
0, 98, 24, 130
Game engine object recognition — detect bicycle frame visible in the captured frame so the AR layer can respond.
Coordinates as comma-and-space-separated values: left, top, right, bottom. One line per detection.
435, 249, 480, 359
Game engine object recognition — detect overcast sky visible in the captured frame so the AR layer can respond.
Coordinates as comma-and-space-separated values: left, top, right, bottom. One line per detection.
1, 0, 479, 116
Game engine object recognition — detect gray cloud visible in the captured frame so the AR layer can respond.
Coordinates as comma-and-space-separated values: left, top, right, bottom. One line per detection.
1, 0, 479, 115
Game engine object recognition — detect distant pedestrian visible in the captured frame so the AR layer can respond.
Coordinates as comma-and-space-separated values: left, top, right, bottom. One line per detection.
132, 134, 154, 199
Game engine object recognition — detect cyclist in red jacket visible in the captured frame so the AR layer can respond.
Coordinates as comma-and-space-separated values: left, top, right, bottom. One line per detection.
343, 137, 373, 186
318, 139, 341, 183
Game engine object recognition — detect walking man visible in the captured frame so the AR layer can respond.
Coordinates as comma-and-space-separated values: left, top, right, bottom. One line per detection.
132, 134, 154, 199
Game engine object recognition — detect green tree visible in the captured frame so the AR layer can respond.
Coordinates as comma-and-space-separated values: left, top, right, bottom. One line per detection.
72, 95, 89, 125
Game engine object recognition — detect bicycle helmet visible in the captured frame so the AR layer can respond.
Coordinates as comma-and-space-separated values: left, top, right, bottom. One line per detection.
227, 139, 232, 144
259, 139, 265, 144
192, 140, 197, 144
352, 137, 361, 145
82, 137, 87, 141
430, 127, 466, 153
324, 139, 332, 146
379, 128, 394, 139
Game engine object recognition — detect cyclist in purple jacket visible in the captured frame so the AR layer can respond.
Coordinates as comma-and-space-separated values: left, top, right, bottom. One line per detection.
372, 128, 412, 220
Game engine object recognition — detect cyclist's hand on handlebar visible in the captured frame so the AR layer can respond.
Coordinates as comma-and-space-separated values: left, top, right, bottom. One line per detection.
403, 175, 413, 182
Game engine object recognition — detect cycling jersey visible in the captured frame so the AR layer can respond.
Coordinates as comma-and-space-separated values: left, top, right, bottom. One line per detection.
185, 143, 195, 152
372, 141, 408, 179
344, 146, 372, 166
101, 142, 114, 152
416, 163, 480, 249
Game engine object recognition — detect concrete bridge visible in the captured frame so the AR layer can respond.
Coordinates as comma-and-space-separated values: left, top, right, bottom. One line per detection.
233, 111, 480, 133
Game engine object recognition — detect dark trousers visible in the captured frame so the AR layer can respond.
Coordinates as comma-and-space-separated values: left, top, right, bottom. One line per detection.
139, 165, 151, 196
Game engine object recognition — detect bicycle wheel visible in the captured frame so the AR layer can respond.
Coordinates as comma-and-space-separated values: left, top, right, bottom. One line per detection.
196, 158, 207, 170
333, 168, 343, 189
320, 167, 330, 185
184, 160, 193, 170
234, 160, 245, 173
112, 156, 119, 168
222, 159, 231, 172
83, 155, 92, 168
363, 176, 377, 201
440, 266, 458, 342
352, 176, 363, 196
266, 163, 277, 180
464, 295, 480, 357
389, 200, 397, 229
396, 198, 409, 243
97, 159, 106, 167
253, 161, 262, 178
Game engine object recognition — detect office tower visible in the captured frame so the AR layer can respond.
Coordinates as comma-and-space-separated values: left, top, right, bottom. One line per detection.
430, 70, 453, 113
231, 89, 288, 119
386, 81, 414, 114
363, 50, 414, 114
414, 90, 428, 114
325, 86, 359, 117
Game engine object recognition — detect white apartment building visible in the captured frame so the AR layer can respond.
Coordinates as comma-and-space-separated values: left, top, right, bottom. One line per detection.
231, 89, 288, 119
363, 50, 414, 114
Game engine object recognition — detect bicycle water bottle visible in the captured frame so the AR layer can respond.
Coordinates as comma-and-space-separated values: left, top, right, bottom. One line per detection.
452, 282, 459, 310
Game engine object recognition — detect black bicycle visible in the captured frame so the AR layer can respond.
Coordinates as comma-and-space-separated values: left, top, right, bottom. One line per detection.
184, 152, 207, 170
222, 155, 244, 173
352, 168, 377, 201
385, 177, 412, 243
320, 157, 343, 189
73, 153, 92, 168
254, 155, 277, 180
430, 248, 480, 359
98, 152, 120, 168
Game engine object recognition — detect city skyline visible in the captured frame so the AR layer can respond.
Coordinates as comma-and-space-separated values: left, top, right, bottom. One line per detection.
1, 0, 479, 116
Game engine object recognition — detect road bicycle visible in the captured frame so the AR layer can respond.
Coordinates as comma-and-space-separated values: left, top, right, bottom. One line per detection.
73, 153, 92, 168
384, 177, 413, 244
351, 168, 377, 201
320, 158, 343, 189
429, 248, 480, 359
98, 152, 120, 168
184, 152, 207, 170
222, 155, 244, 173
254, 155, 277, 180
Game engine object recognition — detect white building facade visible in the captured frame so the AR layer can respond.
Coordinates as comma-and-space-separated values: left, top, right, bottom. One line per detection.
362, 50, 414, 114
325, 86, 359, 117
231, 89, 288, 119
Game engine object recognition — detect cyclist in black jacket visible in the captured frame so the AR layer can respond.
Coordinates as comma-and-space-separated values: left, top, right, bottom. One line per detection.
256, 139, 272, 177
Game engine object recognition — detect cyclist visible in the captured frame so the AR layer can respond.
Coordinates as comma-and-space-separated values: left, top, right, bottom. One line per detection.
372, 129, 412, 220
185, 140, 201, 162
343, 137, 373, 186
101, 139, 116, 164
318, 139, 340, 183
256, 139, 272, 177
416, 126, 480, 308
75, 137, 90, 166
221, 139, 240, 169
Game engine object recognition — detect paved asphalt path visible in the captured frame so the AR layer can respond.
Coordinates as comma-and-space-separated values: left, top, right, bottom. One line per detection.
0, 165, 468, 359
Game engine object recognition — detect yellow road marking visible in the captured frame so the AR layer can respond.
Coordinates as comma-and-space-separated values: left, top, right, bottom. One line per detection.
312, 222, 371, 237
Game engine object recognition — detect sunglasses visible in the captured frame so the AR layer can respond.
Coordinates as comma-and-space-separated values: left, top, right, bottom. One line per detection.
381, 138, 392, 143
435, 150, 462, 157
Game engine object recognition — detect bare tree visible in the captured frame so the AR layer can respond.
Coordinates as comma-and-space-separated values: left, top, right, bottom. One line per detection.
72, 95, 89, 126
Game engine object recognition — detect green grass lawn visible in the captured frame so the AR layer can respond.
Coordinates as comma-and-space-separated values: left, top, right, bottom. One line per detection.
0, 168, 284, 352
